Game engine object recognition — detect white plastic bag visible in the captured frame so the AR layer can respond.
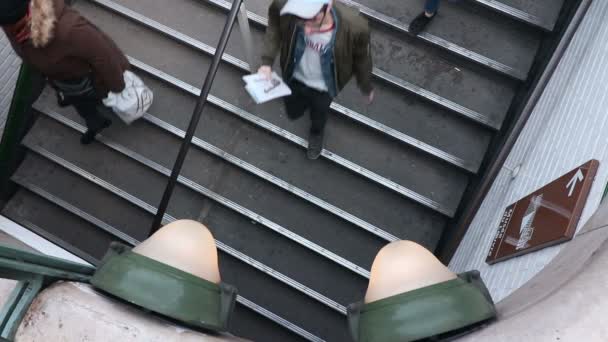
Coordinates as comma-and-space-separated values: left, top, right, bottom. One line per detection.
103, 71, 154, 124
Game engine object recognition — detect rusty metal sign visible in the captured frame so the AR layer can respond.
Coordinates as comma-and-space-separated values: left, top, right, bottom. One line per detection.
486, 160, 600, 264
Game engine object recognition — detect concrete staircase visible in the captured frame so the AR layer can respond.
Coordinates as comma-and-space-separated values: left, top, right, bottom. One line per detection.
2, 0, 566, 340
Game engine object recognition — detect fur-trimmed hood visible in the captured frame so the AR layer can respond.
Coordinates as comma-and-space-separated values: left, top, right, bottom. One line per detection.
3, 0, 129, 96
29, 0, 65, 47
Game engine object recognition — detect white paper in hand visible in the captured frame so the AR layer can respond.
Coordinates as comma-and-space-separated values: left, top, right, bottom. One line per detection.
243, 72, 291, 104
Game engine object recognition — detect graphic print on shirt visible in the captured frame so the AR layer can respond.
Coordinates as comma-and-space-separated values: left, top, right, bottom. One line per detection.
294, 28, 334, 92
306, 38, 328, 53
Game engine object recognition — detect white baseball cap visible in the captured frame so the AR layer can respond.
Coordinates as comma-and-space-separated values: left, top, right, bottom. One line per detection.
280, 0, 331, 19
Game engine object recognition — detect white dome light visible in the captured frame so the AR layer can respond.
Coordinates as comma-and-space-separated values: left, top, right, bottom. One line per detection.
365, 240, 457, 303
133, 220, 221, 284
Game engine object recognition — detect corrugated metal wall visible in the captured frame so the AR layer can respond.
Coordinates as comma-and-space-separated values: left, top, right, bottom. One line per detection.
0, 32, 22, 140
450, 0, 608, 302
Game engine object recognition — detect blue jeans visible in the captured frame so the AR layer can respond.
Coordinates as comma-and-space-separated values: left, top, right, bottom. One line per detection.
425, 0, 440, 13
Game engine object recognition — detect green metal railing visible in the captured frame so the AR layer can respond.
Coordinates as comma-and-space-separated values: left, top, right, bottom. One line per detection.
0, 243, 95, 341
0, 64, 42, 201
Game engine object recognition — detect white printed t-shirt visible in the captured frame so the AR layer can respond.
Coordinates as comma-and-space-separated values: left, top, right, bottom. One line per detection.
293, 25, 335, 92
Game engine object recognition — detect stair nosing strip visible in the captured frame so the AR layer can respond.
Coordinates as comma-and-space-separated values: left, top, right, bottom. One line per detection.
23, 140, 348, 316
142, 113, 400, 243
2, 216, 98, 267
236, 295, 326, 342
196, 0, 527, 80
126, 56, 455, 217
371, 67, 498, 129
89, 0, 487, 167
339, 0, 528, 80
39, 107, 371, 281
11, 178, 139, 246
6, 199, 323, 342
472, 0, 553, 31
329, 102, 476, 172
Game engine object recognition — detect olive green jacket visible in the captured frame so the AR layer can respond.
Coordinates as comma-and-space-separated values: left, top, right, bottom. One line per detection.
261, 0, 374, 95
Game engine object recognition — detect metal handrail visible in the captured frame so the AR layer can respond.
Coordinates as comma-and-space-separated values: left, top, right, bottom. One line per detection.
150, 0, 244, 233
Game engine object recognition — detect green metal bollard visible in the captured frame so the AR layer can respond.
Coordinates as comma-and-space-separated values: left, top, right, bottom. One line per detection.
91, 242, 237, 332
347, 271, 496, 342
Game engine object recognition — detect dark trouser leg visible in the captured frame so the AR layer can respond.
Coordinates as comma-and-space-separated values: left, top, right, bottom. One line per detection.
424, 0, 441, 13
309, 89, 332, 135
284, 81, 310, 120
71, 98, 108, 131
70, 97, 111, 144
307, 89, 332, 160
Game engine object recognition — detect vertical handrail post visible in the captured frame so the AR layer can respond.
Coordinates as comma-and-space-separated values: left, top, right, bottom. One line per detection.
150, 0, 245, 234
237, 2, 256, 71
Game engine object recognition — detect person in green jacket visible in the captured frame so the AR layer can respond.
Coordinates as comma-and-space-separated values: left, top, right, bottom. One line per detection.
259, 0, 374, 160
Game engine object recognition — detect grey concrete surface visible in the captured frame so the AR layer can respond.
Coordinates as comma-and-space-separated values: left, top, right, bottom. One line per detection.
497, 0, 565, 26
16, 282, 251, 342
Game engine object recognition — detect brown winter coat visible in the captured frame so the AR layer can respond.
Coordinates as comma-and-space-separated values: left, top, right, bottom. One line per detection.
2, 0, 129, 97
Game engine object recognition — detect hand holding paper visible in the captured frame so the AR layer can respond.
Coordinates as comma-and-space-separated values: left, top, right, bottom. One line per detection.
243, 72, 292, 104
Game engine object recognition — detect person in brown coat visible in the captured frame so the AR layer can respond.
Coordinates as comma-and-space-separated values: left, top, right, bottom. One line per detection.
1, 0, 130, 144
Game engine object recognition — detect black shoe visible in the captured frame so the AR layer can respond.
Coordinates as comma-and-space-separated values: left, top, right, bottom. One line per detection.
409, 11, 436, 36
307, 131, 324, 160
57, 93, 70, 107
80, 119, 112, 145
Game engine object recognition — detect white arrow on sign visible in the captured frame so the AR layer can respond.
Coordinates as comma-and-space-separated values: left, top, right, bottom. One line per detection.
566, 169, 584, 197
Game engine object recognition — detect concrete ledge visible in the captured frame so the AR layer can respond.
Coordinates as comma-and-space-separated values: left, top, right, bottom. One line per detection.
15, 282, 249, 342
457, 200, 608, 341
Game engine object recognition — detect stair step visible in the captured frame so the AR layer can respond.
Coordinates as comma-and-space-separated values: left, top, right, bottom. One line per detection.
22, 111, 386, 338
4, 186, 322, 342
338, 0, 543, 74
192, 0, 533, 79
2, 189, 103, 265
78, 0, 470, 216
3, 0, 569, 339
82, 0, 486, 177
91, 0, 514, 127
232, 303, 313, 342
37, 102, 388, 270
132, 54, 464, 217
51, 71, 449, 248
492, 0, 565, 30
27, 109, 369, 297
15, 139, 339, 341
38, 82, 444, 250
92, 0, 496, 169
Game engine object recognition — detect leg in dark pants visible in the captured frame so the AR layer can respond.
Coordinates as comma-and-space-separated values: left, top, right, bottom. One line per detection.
410, 0, 440, 35
52, 76, 111, 144
284, 81, 310, 120
69, 96, 111, 145
309, 89, 332, 135
283, 80, 332, 160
